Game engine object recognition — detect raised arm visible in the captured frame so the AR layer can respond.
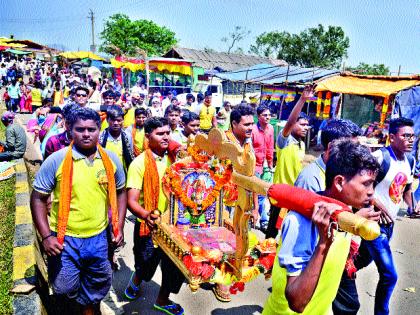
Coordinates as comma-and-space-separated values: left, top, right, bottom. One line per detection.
282, 86, 314, 137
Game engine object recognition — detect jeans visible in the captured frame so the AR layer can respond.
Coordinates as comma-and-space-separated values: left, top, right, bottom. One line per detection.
47, 229, 112, 306
332, 273, 360, 315
255, 171, 269, 227
257, 195, 269, 225
356, 224, 397, 315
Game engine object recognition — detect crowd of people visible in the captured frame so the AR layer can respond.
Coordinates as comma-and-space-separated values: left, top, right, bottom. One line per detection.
2, 54, 419, 315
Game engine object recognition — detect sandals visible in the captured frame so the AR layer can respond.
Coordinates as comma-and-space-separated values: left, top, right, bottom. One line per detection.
212, 285, 232, 302
153, 302, 184, 315
124, 271, 141, 300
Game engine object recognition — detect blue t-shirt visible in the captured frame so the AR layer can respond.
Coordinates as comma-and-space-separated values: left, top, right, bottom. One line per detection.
278, 155, 326, 276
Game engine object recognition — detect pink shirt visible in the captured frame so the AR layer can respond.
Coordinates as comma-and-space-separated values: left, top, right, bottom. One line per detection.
252, 123, 274, 174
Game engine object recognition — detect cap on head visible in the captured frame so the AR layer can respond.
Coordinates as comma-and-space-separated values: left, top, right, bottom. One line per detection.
1, 111, 15, 122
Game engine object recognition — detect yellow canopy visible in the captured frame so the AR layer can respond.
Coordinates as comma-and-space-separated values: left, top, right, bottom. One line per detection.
110, 58, 145, 72
0, 41, 27, 48
59, 51, 105, 61
110, 57, 192, 75
316, 74, 420, 98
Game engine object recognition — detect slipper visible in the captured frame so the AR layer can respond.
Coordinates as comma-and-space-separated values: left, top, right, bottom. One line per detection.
153, 302, 184, 315
212, 285, 232, 303
124, 271, 141, 300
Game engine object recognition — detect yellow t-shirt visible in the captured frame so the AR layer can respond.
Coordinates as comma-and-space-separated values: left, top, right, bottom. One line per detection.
273, 134, 306, 185
123, 107, 136, 129
103, 135, 125, 170
131, 126, 145, 152
126, 152, 170, 213
63, 86, 70, 99
101, 119, 109, 131
199, 105, 216, 130
31, 88, 42, 106
53, 90, 63, 106
49, 153, 120, 237
262, 232, 351, 315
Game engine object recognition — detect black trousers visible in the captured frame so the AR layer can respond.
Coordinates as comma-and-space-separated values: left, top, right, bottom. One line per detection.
133, 221, 185, 294
265, 205, 281, 239
332, 273, 360, 315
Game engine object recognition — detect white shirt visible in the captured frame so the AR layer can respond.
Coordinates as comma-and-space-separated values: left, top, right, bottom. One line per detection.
161, 98, 171, 111
373, 148, 413, 220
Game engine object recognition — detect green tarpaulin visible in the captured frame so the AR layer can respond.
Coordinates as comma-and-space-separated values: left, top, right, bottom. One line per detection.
6, 49, 31, 55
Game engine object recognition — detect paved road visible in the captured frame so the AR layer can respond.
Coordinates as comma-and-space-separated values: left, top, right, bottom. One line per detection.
15, 113, 419, 315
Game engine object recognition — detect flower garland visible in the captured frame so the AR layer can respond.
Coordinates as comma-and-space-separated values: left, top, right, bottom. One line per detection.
187, 144, 210, 163
163, 161, 233, 215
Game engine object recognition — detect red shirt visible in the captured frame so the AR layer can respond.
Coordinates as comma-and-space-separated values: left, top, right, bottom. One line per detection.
251, 123, 274, 174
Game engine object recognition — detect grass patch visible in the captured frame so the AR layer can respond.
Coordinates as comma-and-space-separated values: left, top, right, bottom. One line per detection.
0, 175, 16, 315
0, 106, 16, 314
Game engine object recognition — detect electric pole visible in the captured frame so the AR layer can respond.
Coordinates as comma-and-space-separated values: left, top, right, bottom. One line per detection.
88, 9, 96, 52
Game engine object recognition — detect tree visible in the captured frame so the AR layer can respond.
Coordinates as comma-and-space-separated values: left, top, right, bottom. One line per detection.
99, 14, 177, 56
347, 63, 390, 75
221, 26, 251, 54
249, 24, 349, 68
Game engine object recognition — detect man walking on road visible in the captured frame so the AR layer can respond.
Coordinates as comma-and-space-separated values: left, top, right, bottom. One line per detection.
356, 117, 419, 315
30, 108, 127, 315
266, 86, 313, 238
124, 117, 185, 315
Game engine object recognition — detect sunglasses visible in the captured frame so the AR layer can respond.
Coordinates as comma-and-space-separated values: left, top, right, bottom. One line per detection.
76, 94, 87, 97
399, 133, 416, 141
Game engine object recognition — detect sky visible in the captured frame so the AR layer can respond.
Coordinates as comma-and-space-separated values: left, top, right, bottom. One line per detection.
1, 0, 419, 74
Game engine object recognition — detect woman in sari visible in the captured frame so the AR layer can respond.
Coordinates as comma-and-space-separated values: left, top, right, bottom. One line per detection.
27, 98, 64, 157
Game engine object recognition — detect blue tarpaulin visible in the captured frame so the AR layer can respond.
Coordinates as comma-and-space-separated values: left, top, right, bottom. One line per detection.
393, 86, 420, 159
394, 86, 420, 136
214, 63, 339, 85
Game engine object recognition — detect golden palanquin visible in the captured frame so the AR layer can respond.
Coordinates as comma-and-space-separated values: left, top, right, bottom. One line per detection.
153, 128, 276, 292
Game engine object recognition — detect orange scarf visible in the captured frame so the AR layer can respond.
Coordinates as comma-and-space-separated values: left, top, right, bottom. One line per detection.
57, 142, 119, 244
139, 148, 160, 236
225, 129, 251, 155
131, 123, 148, 157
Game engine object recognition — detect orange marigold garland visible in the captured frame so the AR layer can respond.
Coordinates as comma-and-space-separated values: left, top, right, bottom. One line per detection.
187, 145, 210, 163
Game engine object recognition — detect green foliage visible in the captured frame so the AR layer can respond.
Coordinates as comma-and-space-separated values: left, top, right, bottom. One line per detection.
347, 63, 390, 75
99, 14, 178, 56
249, 24, 349, 68
0, 174, 16, 315
221, 26, 251, 54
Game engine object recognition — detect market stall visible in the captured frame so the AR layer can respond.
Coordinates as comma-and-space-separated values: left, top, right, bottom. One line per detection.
110, 56, 193, 93
316, 73, 420, 144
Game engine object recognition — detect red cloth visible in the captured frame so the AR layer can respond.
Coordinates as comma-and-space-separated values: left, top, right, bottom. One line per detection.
268, 184, 350, 223
168, 140, 181, 163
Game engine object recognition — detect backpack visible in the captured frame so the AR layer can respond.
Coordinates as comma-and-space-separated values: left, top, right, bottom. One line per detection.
375, 146, 415, 185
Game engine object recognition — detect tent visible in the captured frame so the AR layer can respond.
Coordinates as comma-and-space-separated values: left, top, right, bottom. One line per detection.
316, 73, 420, 126
59, 51, 105, 61
110, 57, 192, 76
316, 73, 420, 98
